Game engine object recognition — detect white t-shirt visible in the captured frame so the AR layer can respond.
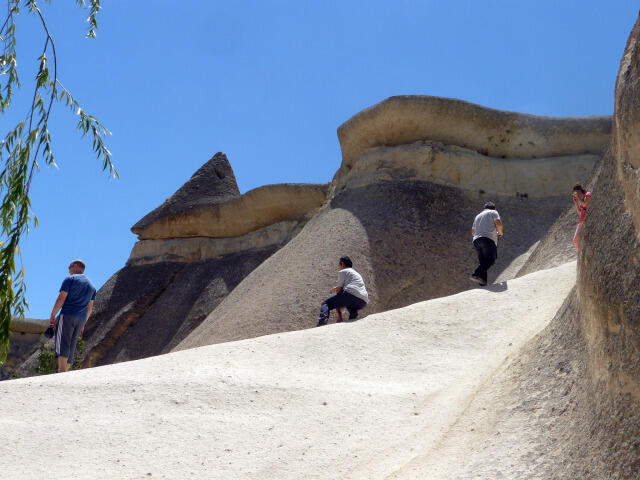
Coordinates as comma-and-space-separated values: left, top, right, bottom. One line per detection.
337, 268, 369, 303
472, 209, 501, 245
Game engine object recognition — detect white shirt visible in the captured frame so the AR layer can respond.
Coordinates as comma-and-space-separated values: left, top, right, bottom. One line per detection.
472, 209, 501, 245
337, 268, 369, 303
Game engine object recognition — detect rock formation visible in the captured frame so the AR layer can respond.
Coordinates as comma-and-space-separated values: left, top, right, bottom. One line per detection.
133, 151, 241, 228
423, 17, 640, 477
334, 96, 610, 196
0, 262, 581, 479
0, 317, 48, 379
337, 95, 610, 168
7, 99, 612, 375
132, 183, 328, 242
6, 153, 327, 371
176, 98, 610, 351
568, 15, 640, 475
4, 12, 640, 478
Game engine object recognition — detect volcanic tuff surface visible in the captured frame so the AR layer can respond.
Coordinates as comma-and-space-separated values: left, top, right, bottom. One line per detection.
1, 263, 580, 479
3, 13, 640, 478
8, 96, 611, 373
176, 95, 608, 351
132, 152, 241, 234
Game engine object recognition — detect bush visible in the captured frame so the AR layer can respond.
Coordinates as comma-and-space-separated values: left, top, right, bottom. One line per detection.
72, 337, 85, 370
36, 336, 85, 374
36, 345, 55, 374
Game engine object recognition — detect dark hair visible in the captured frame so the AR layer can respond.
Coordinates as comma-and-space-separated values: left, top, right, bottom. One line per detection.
339, 256, 353, 268
483, 202, 496, 210
572, 183, 586, 194
70, 259, 86, 272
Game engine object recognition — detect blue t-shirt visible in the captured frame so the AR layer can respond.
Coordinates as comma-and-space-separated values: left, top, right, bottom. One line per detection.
60, 274, 96, 320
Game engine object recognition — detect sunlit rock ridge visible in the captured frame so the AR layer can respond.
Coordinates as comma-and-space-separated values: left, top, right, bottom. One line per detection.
333, 95, 610, 196
7, 99, 612, 380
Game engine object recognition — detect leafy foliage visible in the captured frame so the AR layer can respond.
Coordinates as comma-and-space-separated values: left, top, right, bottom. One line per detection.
36, 335, 85, 374
0, 0, 115, 362
71, 336, 85, 370
35, 342, 53, 374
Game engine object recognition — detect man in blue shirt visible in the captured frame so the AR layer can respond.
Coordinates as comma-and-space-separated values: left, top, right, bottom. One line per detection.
48, 259, 96, 373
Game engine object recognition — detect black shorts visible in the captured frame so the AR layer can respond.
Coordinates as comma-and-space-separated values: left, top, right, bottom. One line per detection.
55, 314, 84, 362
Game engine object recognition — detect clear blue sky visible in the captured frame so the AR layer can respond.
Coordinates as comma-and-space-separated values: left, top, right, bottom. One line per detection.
3, 1, 638, 318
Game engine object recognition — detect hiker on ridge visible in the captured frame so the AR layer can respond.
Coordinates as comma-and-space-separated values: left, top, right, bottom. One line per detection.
49, 259, 96, 373
316, 256, 369, 327
469, 202, 503, 286
572, 182, 591, 251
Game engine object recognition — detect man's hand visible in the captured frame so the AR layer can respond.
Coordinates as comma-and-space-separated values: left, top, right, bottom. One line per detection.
83, 300, 93, 336
494, 219, 503, 238
49, 291, 68, 328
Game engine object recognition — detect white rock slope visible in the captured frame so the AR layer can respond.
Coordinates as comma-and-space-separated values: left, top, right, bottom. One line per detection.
0, 262, 576, 479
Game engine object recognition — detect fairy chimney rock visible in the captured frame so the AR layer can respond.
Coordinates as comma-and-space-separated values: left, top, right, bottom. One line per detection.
132, 152, 240, 235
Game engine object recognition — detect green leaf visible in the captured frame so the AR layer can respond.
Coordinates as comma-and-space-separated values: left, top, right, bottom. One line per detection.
0, 0, 111, 362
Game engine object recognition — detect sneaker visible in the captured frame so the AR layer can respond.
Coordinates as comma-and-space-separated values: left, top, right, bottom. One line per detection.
316, 320, 328, 327
469, 275, 484, 284
480, 281, 488, 286
348, 310, 358, 320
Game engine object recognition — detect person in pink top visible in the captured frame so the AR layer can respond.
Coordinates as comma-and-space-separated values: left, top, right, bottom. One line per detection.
572, 183, 591, 251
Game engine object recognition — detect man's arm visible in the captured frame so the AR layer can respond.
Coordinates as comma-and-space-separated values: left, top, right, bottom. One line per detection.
49, 291, 68, 327
81, 299, 94, 335
494, 219, 503, 237
86, 300, 93, 321
471, 228, 475, 237
332, 270, 346, 293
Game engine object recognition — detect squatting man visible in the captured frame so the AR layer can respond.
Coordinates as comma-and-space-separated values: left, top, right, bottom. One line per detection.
316, 256, 369, 326
48, 259, 96, 373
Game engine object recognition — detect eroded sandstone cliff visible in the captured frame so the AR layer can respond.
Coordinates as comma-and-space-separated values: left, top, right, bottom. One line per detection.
569, 15, 640, 475
448, 17, 640, 477
176, 98, 610, 351
62, 153, 327, 368
334, 95, 610, 197
6, 97, 614, 377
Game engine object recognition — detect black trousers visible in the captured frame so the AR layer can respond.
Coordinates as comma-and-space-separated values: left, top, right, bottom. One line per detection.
317, 291, 367, 325
472, 237, 497, 283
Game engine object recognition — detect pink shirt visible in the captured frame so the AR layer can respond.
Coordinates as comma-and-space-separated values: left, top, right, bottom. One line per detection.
578, 191, 591, 222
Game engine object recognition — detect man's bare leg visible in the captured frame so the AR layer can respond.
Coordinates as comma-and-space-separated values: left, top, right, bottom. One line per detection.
57, 356, 70, 373
336, 308, 343, 323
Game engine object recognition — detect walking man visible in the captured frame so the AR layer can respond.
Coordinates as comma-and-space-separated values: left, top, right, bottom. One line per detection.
470, 202, 503, 286
49, 259, 96, 373
316, 256, 369, 327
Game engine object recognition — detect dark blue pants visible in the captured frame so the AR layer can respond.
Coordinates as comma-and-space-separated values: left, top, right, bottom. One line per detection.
317, 291, 367, 326
472, 237, 497, 283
